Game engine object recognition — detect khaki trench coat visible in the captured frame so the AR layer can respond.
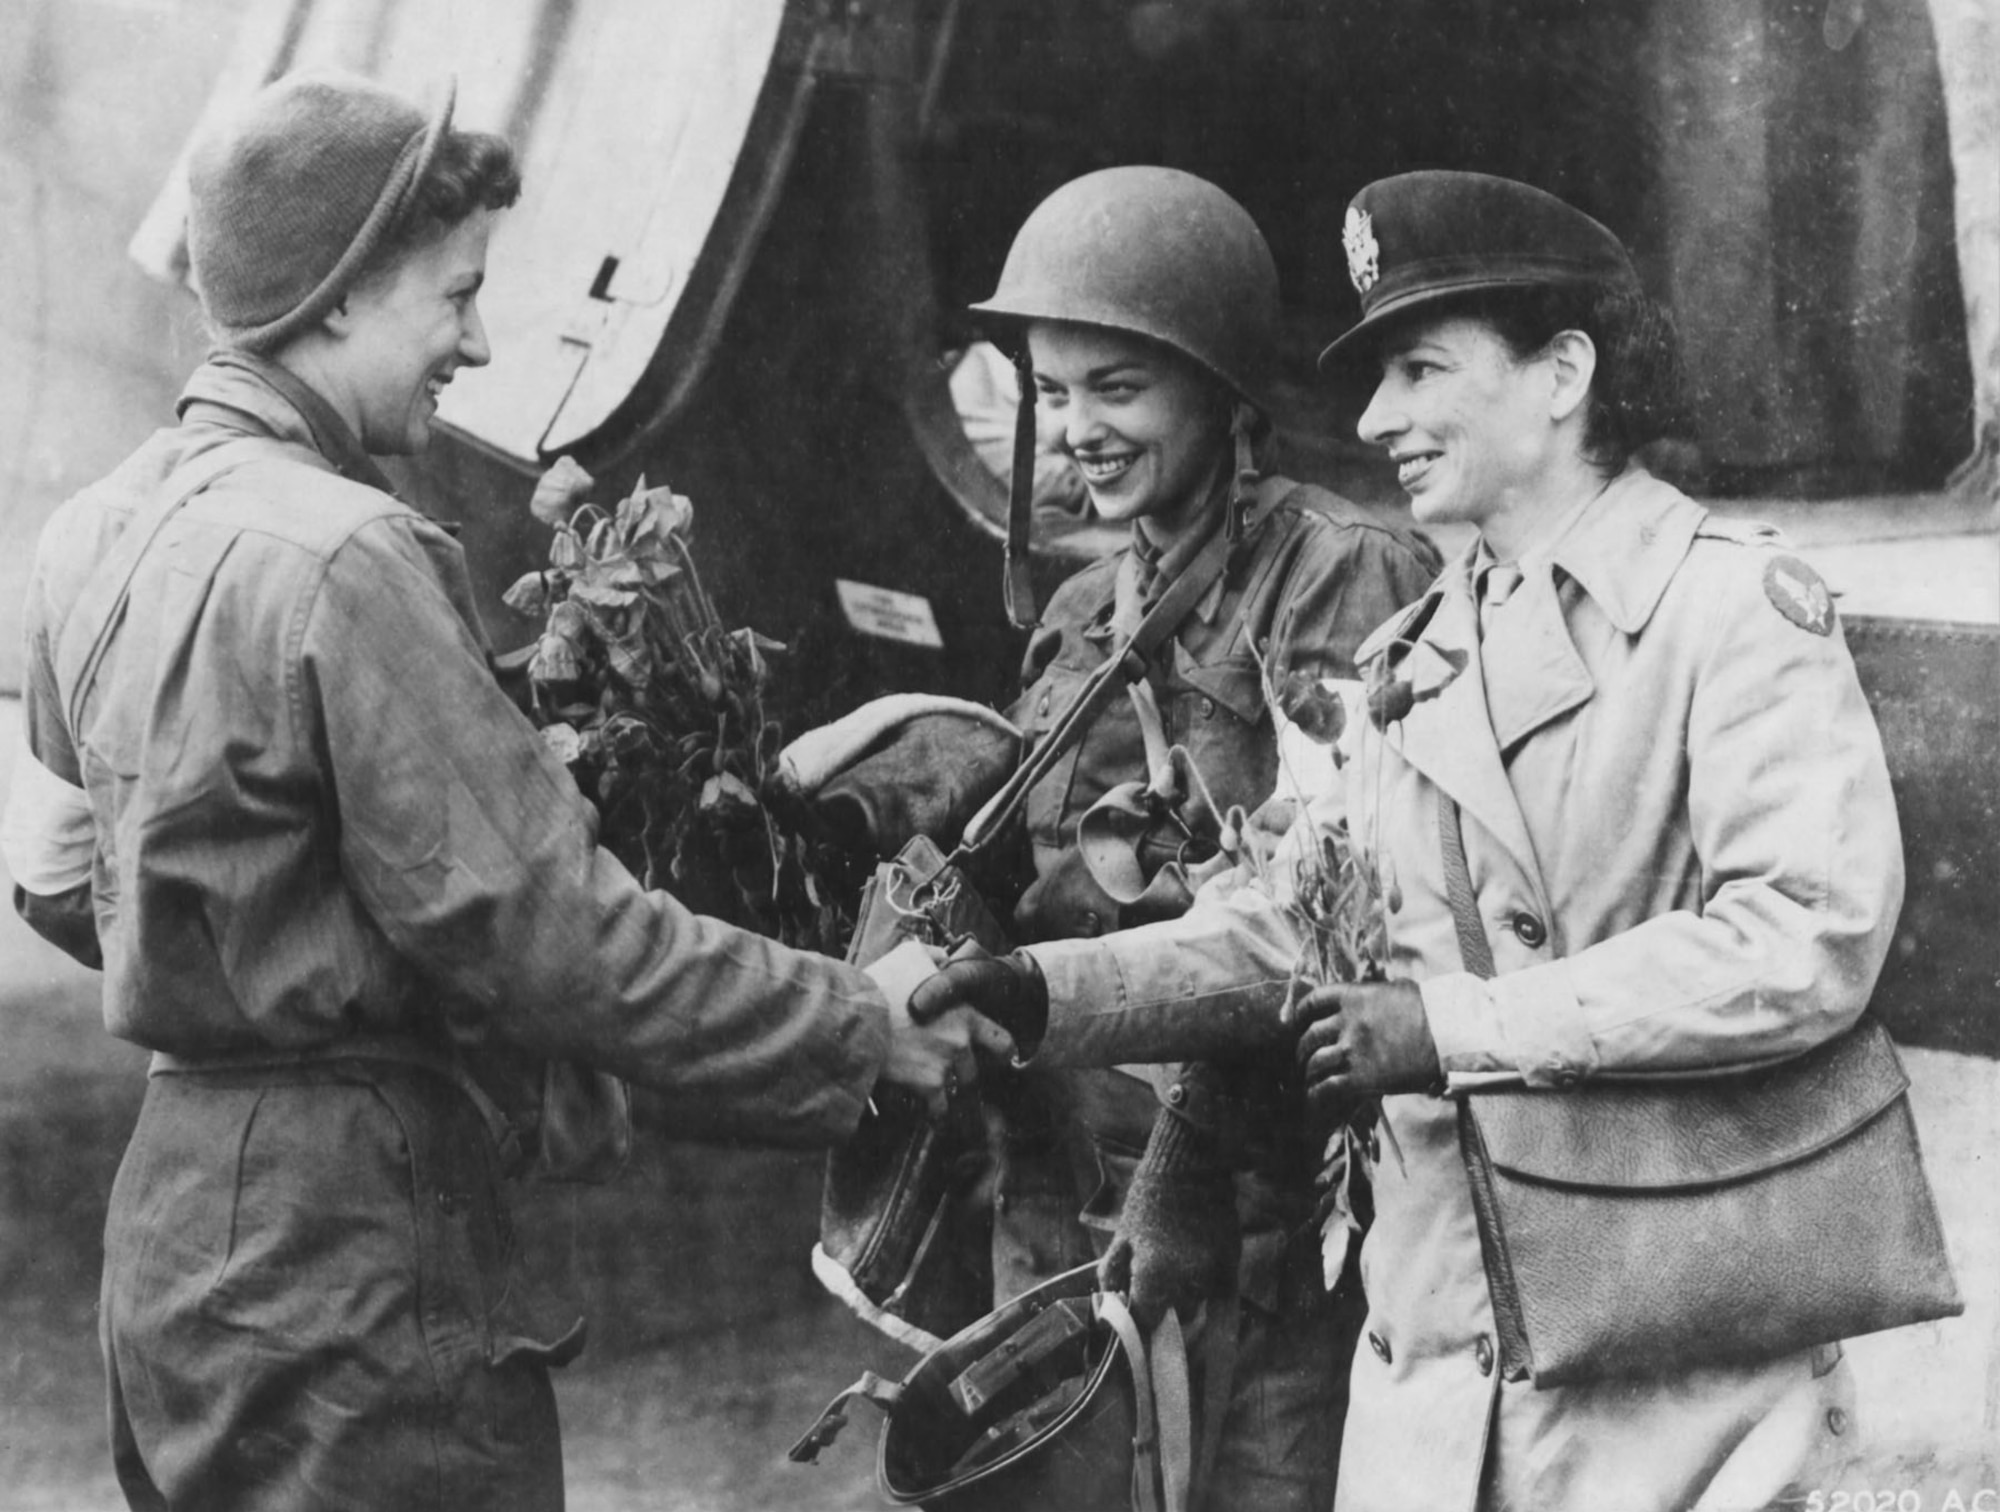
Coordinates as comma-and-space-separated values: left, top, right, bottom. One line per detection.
1028, 469, 1906, 1511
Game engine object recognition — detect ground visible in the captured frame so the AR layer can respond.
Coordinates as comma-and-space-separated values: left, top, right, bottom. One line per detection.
1, 695, 1995, 1508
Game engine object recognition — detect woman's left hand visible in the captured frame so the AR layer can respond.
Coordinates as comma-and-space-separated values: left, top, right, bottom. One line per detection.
1294, 981, 1441, 1108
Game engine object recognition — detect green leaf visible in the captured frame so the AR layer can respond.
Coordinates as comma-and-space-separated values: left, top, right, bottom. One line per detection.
631, 483, 694, 538
570, 576, 639, 610
530, 633, 581, 683
606, 634, 652, 688
502, 571, 552, 617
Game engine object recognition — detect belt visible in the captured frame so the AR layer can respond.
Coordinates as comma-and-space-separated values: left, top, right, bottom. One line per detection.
150, 1032, 520, 1165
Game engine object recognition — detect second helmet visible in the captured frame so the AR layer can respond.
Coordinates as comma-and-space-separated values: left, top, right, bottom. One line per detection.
970, 166, 1279, 411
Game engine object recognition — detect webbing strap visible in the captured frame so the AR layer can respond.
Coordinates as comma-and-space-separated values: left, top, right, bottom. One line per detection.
958, 480, 1290, 860
1438, 793, 1496, 979
1094, 1293, 1164, 1512
1149, 1307, 1193, 1512
1003, 349, 1041, 629
57, 438, 294, 738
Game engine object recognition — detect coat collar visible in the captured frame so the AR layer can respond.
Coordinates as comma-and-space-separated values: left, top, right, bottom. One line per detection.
1356, 467, 1705, 897
1543, 467, 1704, 635
177, 350, 399, 497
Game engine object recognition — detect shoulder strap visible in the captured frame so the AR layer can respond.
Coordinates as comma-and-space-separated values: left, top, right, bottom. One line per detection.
57, 438, 286, 738
958, 483, 1288, 859
1438, 792, 1496, 979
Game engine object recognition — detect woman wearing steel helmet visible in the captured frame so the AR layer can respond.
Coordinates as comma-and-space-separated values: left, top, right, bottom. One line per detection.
951, 164, 1437, 1512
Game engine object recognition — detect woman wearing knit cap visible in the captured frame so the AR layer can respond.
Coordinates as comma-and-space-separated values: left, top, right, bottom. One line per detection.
7, 69, 998, 1510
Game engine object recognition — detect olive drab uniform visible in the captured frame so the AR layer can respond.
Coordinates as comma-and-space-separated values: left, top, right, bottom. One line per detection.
20, 356, 895, 1510
992, 479, 1436, 1508
1025, 468, 1905, 1512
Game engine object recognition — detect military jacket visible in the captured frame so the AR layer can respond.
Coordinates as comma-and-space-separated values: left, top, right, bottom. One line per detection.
18, 357, 889, 1146
994, 480, 1436, 1307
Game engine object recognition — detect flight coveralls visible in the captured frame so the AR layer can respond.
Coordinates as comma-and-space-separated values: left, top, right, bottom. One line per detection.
995, 478, 1437, 1510
18, 356, 893, 1510
1024, 468, 1904, 1512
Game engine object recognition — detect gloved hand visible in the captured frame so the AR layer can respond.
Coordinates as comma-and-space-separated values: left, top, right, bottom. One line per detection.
1291, 980, 1441, 1115
907, 948, 1049, 1058
1098, 1106, 1240, 1328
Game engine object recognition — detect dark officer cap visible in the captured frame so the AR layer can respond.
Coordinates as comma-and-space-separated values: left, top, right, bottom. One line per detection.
1317, 170, 1639, 370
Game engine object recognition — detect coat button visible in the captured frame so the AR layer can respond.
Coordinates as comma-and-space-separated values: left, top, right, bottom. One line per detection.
1826, 1406, 1847, 1436
1368, 1331, 1392, 1364
1198, 696, 1216, 719
1165, 1083, 1187, 1107
1511, 912, 1547, 948
1038, 692, 1051, 717
1475, 1334, 1495, 1376
1079, 910, 1102, 936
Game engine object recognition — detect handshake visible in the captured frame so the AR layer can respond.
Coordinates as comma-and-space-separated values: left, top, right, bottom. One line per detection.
871, 945, 1049, 1119
877, 940, 1443, 1121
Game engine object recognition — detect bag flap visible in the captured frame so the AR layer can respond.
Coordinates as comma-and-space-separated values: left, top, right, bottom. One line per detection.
1469, 1020, 1909, 1192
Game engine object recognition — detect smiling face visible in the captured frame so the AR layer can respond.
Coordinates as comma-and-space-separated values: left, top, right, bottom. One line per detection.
327, 208, 495, 455
1356, 313, 1562, 537
1025, 321, 1231, 545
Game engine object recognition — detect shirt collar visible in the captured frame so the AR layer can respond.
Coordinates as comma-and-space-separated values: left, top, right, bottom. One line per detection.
1130, 496, 1229, 618
177, 350, 398, 496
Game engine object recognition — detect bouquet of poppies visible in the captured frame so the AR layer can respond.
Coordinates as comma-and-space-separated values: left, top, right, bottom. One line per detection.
503, 458, 848, 953
1256, 662, 1392, 1285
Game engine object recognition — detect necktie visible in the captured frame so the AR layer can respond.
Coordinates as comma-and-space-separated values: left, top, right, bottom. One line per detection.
1479, 562, 1523, 641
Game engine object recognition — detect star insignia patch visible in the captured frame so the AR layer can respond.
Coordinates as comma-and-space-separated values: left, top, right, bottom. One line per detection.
1344, 206, 1380, 294
1763, 555, 1835, 636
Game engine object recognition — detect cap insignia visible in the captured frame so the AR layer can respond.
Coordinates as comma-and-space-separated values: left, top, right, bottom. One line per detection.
1344, 206, 1380, 294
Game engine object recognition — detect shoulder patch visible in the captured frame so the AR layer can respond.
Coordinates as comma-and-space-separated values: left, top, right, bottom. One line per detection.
1762, 555, 1836, 636
1696, 515, 1789, 549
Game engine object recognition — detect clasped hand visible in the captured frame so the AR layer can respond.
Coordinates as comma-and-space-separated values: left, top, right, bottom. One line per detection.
878, 947, 1044, 1119
1288, 980, 1442, 1116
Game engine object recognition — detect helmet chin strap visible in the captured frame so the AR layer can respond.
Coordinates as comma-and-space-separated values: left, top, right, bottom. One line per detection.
1226, 400, 1258, 544
1004, 346, 1041, 629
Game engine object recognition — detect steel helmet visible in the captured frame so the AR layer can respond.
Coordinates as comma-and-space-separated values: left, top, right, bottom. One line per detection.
970, 166, 1279, 410
790, 1262, 1164, 1511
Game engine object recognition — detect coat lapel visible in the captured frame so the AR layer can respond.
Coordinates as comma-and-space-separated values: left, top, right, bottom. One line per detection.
1481, 568, 1594, 753
1388, 570, 1546, 891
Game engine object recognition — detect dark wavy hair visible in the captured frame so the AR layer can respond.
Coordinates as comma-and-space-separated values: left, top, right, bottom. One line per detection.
356, 128, 522, 282
1435, 283, 1696, 473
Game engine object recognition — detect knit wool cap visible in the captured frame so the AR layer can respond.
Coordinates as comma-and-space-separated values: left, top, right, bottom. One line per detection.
187, 70, 454, 353
1318, 170, 1639, 370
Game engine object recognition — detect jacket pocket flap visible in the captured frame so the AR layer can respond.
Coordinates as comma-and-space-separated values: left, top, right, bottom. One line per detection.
1470, 1020, 1909, 1192
1172, 653, 1267, 724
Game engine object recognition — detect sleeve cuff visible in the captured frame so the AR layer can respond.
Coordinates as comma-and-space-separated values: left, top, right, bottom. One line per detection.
1423, 962, 1598, 1089
2, 745, 95, 896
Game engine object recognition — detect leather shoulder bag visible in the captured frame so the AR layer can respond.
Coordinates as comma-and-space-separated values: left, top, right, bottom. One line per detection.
1440, 793, 1962, 1388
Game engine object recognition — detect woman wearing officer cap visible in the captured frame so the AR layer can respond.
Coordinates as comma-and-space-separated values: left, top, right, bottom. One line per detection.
925, 169, 1905, 1510
11, 68, 993, 1510
916, 164, 1435, 1512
